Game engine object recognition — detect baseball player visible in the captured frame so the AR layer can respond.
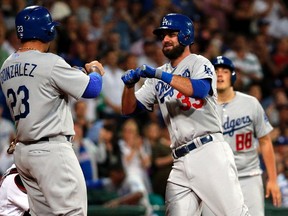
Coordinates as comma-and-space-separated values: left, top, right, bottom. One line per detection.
121, 13, 250, 216
202, 56, 282, 216
0, 5, 105, 216
0, 164, 30, 216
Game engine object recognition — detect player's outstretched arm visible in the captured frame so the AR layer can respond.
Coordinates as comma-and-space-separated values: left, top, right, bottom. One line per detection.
138, 64, 210, 98
259, 134, 282, 207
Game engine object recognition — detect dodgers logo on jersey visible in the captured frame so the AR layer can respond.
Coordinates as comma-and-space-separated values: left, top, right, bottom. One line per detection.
155, 68, 204, 110
157, 68, 191, 103
204, 65, 213, 77
156, 81, 174, 103
223, 115, 252, 136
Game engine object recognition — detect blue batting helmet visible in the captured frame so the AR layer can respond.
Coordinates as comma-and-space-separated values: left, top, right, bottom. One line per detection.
212, 56, 237, 85
153, 13, 194, 46
15, 5, 59, 43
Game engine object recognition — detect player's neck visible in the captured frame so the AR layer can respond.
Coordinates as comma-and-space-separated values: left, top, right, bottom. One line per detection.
217, 88, 235, 104
170, 47, 190, 67
18, 41, 49, 53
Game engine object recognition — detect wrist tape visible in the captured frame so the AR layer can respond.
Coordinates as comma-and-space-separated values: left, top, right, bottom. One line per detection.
155, 69, 173, 84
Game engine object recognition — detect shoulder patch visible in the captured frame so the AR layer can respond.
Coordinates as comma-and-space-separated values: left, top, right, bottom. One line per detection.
204, 65, 213, 76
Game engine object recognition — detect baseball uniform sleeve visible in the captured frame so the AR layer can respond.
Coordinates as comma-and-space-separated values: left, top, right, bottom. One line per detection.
135, 78, 157, 112
51, 58, 90, 100
253, 98, 273, 138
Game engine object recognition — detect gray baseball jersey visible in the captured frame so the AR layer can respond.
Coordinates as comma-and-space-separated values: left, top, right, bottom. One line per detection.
0, 51, 89, 141
217, 91, 273, 177
136, 54, 222, 148
135, 54, 249, 215
1, 50, 89, 215
202, 92, 271, 216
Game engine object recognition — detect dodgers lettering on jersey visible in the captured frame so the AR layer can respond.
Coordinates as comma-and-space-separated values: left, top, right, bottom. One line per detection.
136, 54, 222, 148
223, 115, 252, 137
217, 92, 273, 177
0, 62, 37, 84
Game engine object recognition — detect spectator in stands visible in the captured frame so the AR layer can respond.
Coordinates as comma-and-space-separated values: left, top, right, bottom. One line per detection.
72, 121, 106, 182
97, 122, 122, 178
201, 0, 234, 33
224, 34, 264, 90
100, 49, 125, 124
73, 100, 92, 137
103, 163, 153, 216
229, 0, 256, 36
253, 0, 288, 39
147, 123, 173, 200
118, 118, 152, 194
0, 24, 9, 66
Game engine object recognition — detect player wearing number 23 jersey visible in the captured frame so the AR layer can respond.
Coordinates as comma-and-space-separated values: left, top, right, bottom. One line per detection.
0, 5, 105, 216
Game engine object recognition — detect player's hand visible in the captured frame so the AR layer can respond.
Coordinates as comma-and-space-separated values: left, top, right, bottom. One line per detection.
121, 69, 140, 88
265, 180, 282, 207
85, 61, 105, 76
138, 64, 156, 78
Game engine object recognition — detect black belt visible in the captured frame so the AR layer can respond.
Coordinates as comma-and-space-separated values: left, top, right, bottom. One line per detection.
173, 134, 213, 159
20, 135, 72, 145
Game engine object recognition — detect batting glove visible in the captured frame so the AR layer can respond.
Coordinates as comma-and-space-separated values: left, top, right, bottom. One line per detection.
121, 69, 140, 88
139, 64, 173, 84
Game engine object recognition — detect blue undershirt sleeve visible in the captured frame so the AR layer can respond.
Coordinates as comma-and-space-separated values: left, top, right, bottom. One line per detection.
82, 72, 103, 98
190, 78, 211, 98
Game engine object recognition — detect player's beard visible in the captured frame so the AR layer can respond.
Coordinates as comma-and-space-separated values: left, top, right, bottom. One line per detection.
162, 43, 185, 60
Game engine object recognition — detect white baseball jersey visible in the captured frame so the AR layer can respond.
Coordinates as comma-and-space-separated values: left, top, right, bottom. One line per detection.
136, 54, 222, 148
0, 51, 89, 141
217, 91, 273, 177
0, 164, 29, 216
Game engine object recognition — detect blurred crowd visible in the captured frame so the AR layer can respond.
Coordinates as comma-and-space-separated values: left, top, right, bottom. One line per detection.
0, 0, 288, 211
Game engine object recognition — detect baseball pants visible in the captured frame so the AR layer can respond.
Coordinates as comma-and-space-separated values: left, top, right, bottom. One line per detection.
165, 140, 250, 216
14, 141, 87, 216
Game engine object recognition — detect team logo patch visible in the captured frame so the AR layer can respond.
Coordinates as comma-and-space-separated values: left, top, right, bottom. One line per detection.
204, 65, 213, 76
182, 69, 190, 77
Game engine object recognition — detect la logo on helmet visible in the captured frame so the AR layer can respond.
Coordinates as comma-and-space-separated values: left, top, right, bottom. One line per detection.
162, 17, 171, 26
217, 56, 224, 64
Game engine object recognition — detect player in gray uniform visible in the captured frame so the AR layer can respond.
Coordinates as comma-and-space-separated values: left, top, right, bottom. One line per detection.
202, 56, 282, 216
121, 13, 249, 216
0, 5, 105, 216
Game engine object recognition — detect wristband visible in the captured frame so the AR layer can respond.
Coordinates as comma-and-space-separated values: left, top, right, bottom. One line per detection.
161, 71, 173, 84
155, 69, 173, 84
